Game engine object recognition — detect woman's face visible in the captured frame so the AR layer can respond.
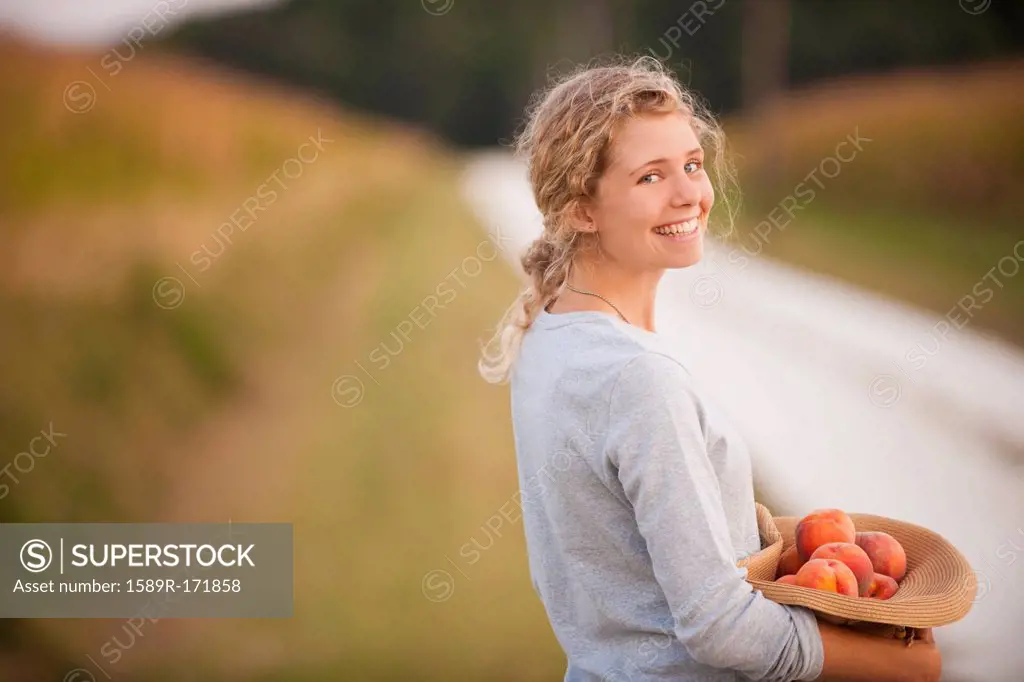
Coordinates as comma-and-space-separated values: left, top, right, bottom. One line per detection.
581, 110, 714, 271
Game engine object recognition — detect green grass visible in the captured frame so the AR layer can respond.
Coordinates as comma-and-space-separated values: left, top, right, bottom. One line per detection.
733, 198, 1024, 345
0, 102, 203, 213
0, 43, 565, 680
0, 282, 241, 521
3, 146, 564, 680
721, 61, 1024, 342
172, 161, 565, 681
0, 54, 299, 215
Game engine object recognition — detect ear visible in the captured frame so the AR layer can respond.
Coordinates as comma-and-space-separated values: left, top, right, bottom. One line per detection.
568, 197, 598, 234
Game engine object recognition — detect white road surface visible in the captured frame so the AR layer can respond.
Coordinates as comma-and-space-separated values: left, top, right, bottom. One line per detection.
461, 150, 1024, 682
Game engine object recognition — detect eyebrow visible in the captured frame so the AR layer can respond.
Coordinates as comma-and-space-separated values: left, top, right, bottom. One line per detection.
629, 148, 704, 176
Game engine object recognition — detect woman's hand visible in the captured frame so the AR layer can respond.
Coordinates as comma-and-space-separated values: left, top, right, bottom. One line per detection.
908, 629, 941, 682
812, 620, 942, 682
913, 628, 934, 644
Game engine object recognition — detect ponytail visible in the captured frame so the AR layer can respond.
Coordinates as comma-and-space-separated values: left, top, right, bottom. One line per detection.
477, 232, 577, 384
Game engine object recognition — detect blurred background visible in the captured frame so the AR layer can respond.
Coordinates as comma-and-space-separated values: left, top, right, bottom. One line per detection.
1, 0, 1022, 680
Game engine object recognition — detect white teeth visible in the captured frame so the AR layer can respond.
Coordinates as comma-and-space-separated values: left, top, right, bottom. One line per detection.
654, 218, 699, 235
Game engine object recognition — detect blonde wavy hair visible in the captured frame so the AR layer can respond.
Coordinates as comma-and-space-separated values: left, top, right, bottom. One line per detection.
477, 55, 740, 385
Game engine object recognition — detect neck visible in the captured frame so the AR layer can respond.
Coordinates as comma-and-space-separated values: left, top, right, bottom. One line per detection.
564, 257, 663, 333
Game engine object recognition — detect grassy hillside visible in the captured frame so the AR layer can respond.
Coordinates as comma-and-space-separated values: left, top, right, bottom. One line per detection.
725, 60, 1024, 345
0, 38, 558, 681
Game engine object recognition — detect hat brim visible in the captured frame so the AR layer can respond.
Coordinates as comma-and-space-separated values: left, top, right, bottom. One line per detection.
738, 505, 978, 628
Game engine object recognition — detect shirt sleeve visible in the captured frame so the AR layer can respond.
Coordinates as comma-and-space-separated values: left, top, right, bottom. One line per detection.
605, 352, 824, 682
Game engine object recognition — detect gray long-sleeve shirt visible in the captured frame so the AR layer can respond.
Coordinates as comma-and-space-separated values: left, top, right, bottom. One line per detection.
510, 308, 824, 681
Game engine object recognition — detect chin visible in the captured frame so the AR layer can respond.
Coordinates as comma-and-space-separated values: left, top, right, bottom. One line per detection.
667, 245, 704, 269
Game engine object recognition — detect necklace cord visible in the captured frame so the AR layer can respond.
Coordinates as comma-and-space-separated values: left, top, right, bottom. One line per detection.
564, 283, 629, 325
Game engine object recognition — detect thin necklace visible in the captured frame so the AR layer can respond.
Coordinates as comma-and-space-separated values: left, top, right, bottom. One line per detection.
565, 283, 630, 325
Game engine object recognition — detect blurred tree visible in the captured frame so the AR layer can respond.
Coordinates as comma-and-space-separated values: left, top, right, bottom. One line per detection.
165, 0, 1023, 147
741, 0, 790, 111
741, 0, 792, 185
557, 0, 613, 64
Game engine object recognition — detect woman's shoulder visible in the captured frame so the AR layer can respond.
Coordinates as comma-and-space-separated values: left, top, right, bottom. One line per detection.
517, 316, 698, 408
606, 350, 709, 421
613, 350, 695, 391
522, 312, 650, 365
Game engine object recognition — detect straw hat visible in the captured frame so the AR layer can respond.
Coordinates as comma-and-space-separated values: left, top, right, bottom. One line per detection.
737, 503, 977, 643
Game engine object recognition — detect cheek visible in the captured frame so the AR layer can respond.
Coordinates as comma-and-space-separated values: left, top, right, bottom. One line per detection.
610, 188, 657, 226
625, 186, 667, 222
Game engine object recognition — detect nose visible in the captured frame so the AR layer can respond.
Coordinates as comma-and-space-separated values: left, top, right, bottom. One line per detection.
669, 172, 702, 209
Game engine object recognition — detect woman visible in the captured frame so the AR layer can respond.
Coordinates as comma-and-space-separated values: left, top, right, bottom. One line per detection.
479, 57, 941, 682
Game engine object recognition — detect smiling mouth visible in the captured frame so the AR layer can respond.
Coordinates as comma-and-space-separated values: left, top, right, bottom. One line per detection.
652, 217, 700, 236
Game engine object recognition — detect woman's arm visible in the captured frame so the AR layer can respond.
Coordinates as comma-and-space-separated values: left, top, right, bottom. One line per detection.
810, 621, 941, 682
606, 352, 824, 681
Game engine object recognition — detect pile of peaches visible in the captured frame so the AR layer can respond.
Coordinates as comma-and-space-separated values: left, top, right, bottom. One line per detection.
775, 508, 907, 599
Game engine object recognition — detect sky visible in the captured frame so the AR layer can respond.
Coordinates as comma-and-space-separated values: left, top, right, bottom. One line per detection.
0, 0, 279, 46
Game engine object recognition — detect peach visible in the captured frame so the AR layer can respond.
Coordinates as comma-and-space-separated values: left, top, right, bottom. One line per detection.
776, 574, 799, 585
794, 558, 859, 597
810, 542, 875, 596
865, 572, 899, 600
777, 545, 806, 578
795, 509, 856, 561
855, 531, 907, 582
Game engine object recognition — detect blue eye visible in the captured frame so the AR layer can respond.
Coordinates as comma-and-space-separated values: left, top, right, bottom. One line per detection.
639, 172, 661, 185
684, 160, 703, 173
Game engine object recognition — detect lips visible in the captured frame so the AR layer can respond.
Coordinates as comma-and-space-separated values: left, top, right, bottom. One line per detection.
652, 217, 700, 236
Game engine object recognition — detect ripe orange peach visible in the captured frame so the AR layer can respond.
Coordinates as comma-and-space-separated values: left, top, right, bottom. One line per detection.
776, 574, 798, 585
777, 545, 806, 578
810, 542, 875, 596
855, 531, 907, 582
794, 558, 859, 597
795, 509, 856, 561
865, 572, 899, 600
